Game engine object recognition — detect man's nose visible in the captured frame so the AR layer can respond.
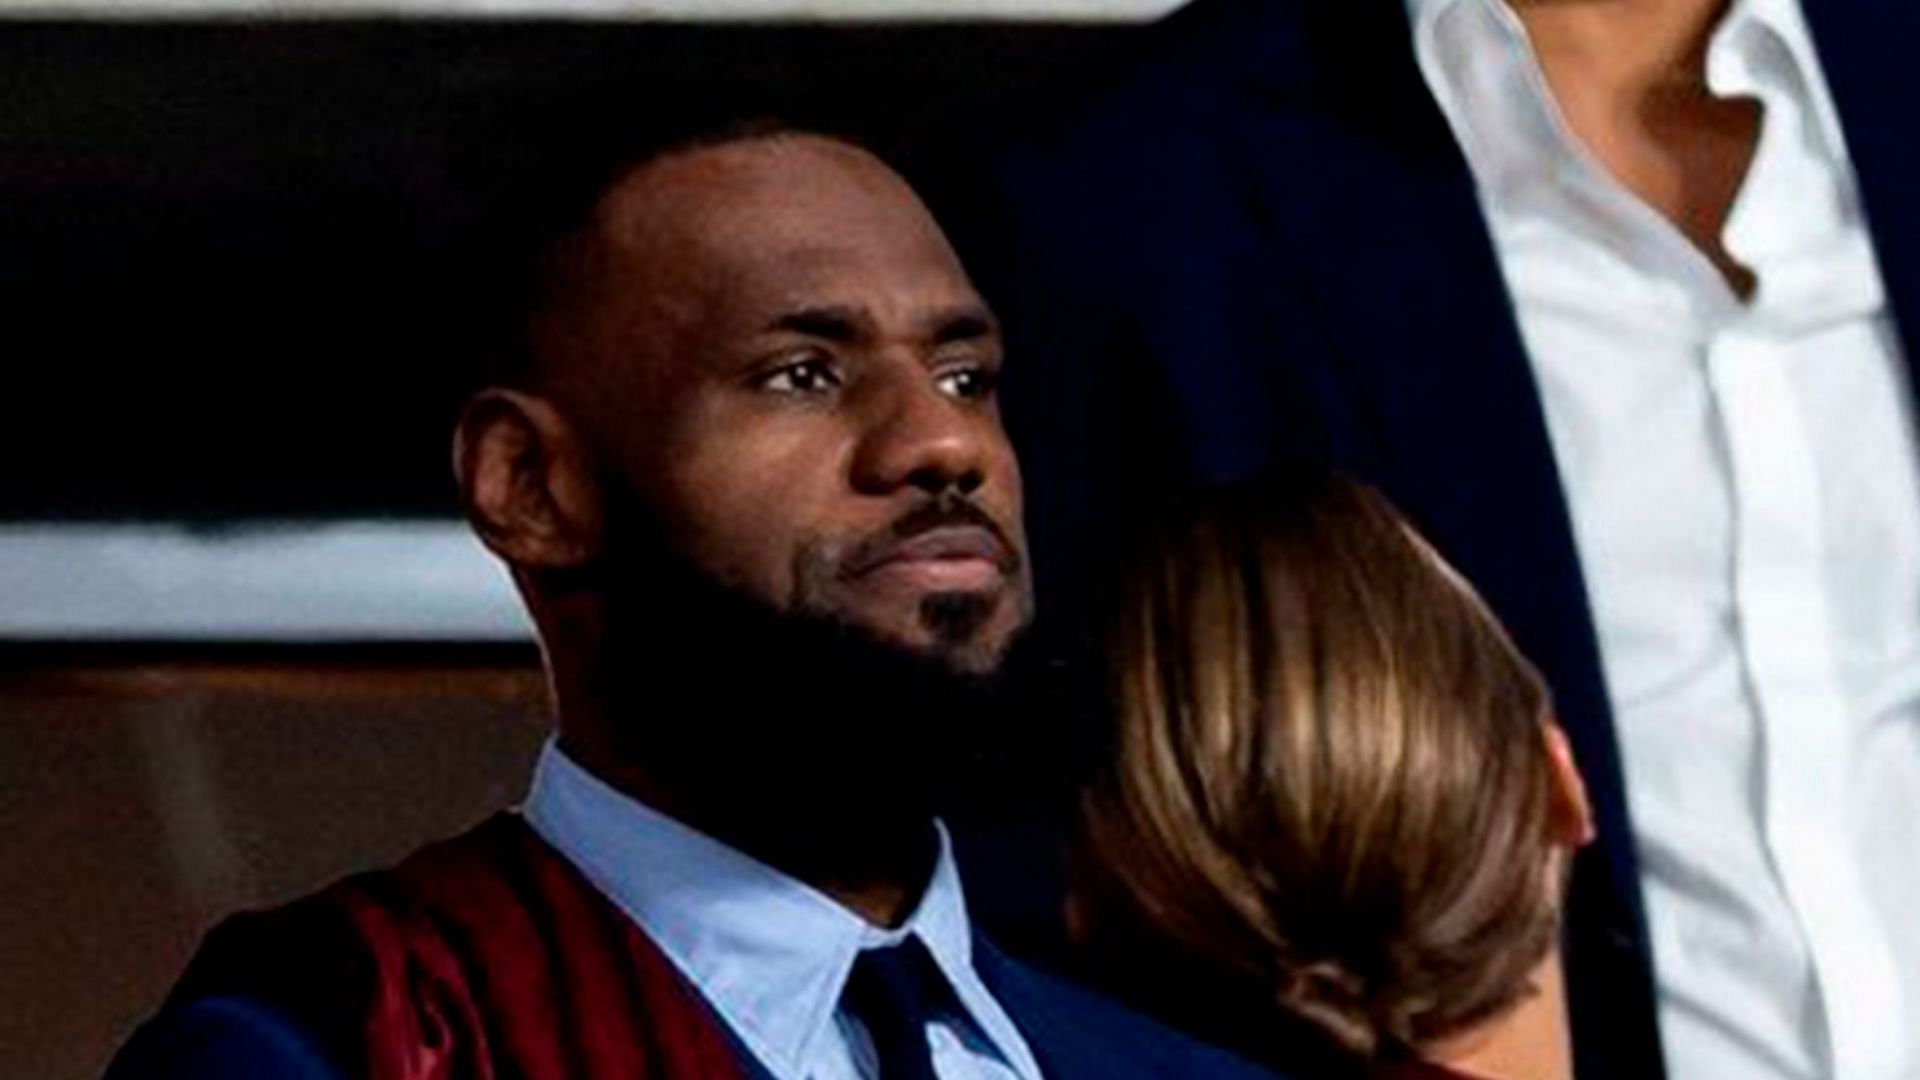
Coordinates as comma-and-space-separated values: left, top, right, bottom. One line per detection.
849, 376, 987, 498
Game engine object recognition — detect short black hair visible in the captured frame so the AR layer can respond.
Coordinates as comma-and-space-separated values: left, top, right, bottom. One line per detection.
431, 112, 863, 396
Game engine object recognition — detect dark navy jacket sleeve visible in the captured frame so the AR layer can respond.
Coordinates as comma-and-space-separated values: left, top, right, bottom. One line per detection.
105, 996, 346, 1080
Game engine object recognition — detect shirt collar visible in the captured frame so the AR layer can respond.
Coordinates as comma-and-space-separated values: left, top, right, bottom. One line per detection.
1707, 0, 1849, 156
1405, 0, 1842, 153
1402, 0, 1453, 28
520, 738, 1041, 1080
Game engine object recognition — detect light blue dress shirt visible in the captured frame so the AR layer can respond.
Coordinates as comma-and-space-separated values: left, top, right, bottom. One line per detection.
521, 739, 1045, 1080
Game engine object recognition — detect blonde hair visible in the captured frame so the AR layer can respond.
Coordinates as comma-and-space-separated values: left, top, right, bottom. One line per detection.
1079, 475, 1563, 1059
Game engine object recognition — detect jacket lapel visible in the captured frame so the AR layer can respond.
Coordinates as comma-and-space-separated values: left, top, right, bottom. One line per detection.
971, 941, 1096, 1079
1805, 0, 1920, 373
973, 939, 1229, 1079
1206, 0, 1637, 900
1187, 5, 1666, 1075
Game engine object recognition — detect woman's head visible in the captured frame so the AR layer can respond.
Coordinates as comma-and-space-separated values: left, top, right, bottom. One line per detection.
1079, 474, 1588, 1060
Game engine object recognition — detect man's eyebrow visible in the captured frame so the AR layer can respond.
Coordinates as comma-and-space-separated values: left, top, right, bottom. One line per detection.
928, 306, 999, 346
767, 306, 870, 343
765, 303, 998, 346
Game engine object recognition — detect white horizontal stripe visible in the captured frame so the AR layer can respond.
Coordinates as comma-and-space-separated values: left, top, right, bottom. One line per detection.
0, 520, 532, 641
0, 0, 1186, 22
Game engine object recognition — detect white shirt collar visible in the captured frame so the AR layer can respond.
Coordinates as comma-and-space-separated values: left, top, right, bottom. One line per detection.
519, 738, 1042, 1080
1403, 0, 1863, 315
1404, 0, 1846, 166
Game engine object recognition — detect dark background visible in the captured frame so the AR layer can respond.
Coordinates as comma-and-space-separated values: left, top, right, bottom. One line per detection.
1, 18, 1142, 522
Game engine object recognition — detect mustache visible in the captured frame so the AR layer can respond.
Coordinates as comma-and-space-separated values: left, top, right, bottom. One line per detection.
838, 494, 1023, 580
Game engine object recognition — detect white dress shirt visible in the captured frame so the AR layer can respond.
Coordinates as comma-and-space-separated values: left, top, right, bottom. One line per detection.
1407, 0, 1920, 1077
521, 739, 1045, 1080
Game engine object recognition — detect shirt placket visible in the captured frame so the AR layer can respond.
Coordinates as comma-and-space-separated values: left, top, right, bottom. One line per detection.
1708, 324, 1899, 1079
1712, 34, 1905, 1076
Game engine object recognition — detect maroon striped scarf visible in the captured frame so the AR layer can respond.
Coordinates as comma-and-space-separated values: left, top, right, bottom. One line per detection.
173, 814, 756, 1080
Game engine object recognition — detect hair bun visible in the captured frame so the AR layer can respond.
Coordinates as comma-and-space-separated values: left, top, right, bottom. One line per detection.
1276, 959, 1384, 1057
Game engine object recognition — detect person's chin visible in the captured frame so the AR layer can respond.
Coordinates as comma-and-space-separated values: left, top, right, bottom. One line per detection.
846, 590, 1010, 665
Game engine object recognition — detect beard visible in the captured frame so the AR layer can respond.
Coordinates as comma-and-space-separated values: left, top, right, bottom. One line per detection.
580, 495, 1023, 843
787, 490, 1031, 678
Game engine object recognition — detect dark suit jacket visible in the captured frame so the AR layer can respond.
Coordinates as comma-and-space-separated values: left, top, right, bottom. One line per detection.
955, 1, 1920, 1077
108, 936, 1293, 1080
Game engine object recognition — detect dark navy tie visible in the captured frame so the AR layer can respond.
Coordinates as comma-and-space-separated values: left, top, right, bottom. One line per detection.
843, 940, 945, 1080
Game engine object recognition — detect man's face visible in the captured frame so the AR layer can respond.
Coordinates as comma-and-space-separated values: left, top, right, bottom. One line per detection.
542, 136, 1031, 674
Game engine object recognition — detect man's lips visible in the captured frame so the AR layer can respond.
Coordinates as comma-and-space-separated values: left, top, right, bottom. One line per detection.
843, 525, 1015, 590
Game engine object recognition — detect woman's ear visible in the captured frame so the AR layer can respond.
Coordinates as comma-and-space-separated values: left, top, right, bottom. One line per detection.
452, 388, 604, 570
1542, 720, 1596, 848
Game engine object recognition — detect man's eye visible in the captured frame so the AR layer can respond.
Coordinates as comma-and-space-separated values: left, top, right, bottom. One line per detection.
936, 366, 998, 402
760, 359, 841, 395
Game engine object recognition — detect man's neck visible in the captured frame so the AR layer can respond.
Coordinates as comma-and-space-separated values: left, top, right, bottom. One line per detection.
556, 723, 937, 929
1505, 0, 1760, 294
535, 561, 977, 930
1507, 0, 1729, 97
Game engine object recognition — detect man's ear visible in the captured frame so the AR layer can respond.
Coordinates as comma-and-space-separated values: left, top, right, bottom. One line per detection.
1542, 720, 1596, 849
453, 388, 604, 570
